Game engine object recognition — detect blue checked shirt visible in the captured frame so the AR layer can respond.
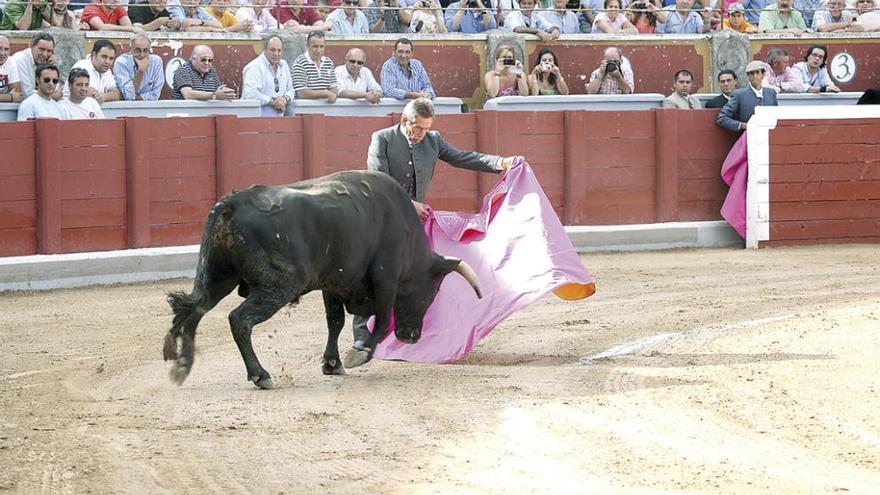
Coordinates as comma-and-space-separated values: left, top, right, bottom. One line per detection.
444, 1, 497, 32
380, 57, 435, 100
656, 6, 705, 33
113, 52, 165, 101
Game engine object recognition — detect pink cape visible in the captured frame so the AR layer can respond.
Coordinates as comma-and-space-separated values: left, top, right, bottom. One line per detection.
373, 158, 596, 364
720, 132, 749, 239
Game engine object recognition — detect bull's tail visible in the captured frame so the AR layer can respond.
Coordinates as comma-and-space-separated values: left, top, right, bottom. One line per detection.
163, 200, 234, 377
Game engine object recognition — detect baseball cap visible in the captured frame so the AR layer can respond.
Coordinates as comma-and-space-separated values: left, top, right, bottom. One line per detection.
745, 60, 766, 73
728, 3, 745, 13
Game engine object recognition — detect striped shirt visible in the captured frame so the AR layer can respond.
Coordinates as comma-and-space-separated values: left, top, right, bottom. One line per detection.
291, 53, 337, 94
380, 57, 435, 100
172, 61, 222, 100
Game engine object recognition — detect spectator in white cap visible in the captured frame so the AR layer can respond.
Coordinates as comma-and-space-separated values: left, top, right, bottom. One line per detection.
716, 60, 778, 132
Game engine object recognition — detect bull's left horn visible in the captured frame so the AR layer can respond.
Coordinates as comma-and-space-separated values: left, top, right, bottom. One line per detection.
451, 258, 483, 299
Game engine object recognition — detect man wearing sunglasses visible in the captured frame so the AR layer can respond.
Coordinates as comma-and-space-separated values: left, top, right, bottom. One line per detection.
17, 63, 65, 121
334, 48, 382, 103
172, 45, 236, 100
243, 35, 294, 116
326, 0, 370, 33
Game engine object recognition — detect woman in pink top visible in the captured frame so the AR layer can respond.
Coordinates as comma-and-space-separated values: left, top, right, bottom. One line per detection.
593, 0, 639, 33
627, 0, 660, 33
484, 45, 529, 98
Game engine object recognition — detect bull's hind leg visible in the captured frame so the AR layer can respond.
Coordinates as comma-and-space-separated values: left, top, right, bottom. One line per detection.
228, 288, 291, 389
166, 277, 238, 386
321, 293, 346, 376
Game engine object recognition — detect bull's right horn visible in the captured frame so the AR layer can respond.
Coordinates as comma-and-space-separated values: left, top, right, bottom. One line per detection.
451, 258, 483, 299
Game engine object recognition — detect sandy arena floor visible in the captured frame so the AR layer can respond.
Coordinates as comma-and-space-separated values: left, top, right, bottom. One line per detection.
0, 245, 878, 494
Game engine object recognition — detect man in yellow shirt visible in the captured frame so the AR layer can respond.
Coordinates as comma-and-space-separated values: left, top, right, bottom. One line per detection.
206, 0, 254, 31
722, 3, 758, 32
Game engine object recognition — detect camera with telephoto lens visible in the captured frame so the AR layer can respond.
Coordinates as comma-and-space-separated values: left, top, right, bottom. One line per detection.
605, 59, 620, 73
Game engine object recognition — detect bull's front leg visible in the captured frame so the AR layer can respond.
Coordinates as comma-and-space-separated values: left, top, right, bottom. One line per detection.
321, 292, 346, 375
343, 294, 393, 369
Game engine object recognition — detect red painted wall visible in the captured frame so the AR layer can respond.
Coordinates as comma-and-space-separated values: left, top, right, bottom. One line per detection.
762, 118, 880, 247
0, 110, 741, 257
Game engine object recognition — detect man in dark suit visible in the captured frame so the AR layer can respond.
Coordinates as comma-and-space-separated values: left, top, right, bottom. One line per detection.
716, 60, 779, 131
352, 97, 517, 349
705, 69, 738, 109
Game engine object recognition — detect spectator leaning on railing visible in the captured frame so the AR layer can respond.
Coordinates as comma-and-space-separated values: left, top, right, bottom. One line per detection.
242, 35, 295, 116
365, 0, 408, 33
0, 0, 51, 30
503, 0, 558, 41
326, 0, 370, 33
335, 47, 383, 103
168, 0, 225, 31
410, 0, 447, 32
722, 2, 757, 31
129, 0, 180, 31
811, 0, 853, 32
380, 37, 435, 101
276, 0, 331, 32
537, 0, 580, 33
847, 0, 880, 32
656, 0, 712, 33
793, 0, 818, 26
82, 0, 144, 32
764, 47, 805, 93
758, 0, 807, 33
445, 0, 497, 32
291, 31, 338, 103
61, 68, 105, 120
172, 45, 236, 100
113, 33, 164, 101
792, 44, 840, 93
235, 0, 279, 32
205, 0, 254, 32
8, 32, 59, 99
662, 68, 703, 108
741, 0, 773, 24
593, 0, 638, 32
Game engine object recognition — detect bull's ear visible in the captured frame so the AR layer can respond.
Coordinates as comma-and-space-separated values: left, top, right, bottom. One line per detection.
430, 254, 483, 299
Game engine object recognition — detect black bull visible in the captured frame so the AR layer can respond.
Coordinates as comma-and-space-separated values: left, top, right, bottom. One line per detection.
163, 170, 482, 389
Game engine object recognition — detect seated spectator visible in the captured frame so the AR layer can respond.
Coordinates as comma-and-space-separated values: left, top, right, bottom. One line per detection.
276, 0, 330, 32
380, 37, 435, 100
504, 0, 558, 41
847, 0, 880, 31
586, 46, 634, 95
491, 0, 522, 23
627, 0, 661, 33
172, 45, 236, 100
792, 45, 840, 93
315, 0, 333, 22
656, 0, 711, 32
327, 0, 370, 32
168, 0, 224, 31
82, 0, 143, 32
722, 3, 757, 31
529, 47, 569, 95
794, 0, 818, 26
8, 32, 58, 99
484, 44, 529, 98
811, 0, 853, 31
61, 68, 105, 120
17, 64, 64, 121
0, 35, 24, 103
235, 0, 279, 32
365, 0, 409, 33
537, 0, 579, 33
764, 48, 804, 93
593, 0, 638, 32
335, 48, 383, 103
741, 0, 773, 24
579, 0, 605, 32
129, 0, 179, 30
113, 33, 164, 101
410, 0, 448, 32
64, 39, 121, 104
291, 31, 337, 103
445, 0, 497, 32
48, 0, 88, 29
206, 0, 253, 31
242, 35, 294, 116
0, 0, 51, 30
758, 0, 807, 33
663, 69, 703, 108
705, 69, 737, 108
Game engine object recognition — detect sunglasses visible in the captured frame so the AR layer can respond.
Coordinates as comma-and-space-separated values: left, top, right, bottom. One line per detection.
343, 0, 358, 4
347, 59, 365, 65
200, 58, 214, 63
42, 77, 59, 84
274, 77, 279, 92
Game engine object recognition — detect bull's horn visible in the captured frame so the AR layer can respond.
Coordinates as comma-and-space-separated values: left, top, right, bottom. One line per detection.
451, 258, 483, 299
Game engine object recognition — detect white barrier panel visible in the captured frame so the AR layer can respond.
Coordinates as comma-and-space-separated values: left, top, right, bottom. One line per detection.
697, 91, 863, 107
291, 97, 463, 116
102, 99, 263, 118
483, 94, 667, 111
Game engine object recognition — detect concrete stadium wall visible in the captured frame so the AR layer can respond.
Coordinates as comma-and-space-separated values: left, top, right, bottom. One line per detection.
3, 30, 878, 110
0, 109, 737, 257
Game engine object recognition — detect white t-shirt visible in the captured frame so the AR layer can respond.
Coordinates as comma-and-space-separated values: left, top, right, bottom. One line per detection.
63, 58, 118, 97
60, 97, 105, 120
0, 58, 13, 94
17, 94, 65, 121
854, 10, 880, 31
8, 49, 35, 97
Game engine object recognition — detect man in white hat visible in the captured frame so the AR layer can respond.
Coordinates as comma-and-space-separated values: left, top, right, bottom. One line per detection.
716, 60, 778, 131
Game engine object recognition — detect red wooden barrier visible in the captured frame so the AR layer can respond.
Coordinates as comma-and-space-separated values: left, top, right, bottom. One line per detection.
2, 110, 747, 257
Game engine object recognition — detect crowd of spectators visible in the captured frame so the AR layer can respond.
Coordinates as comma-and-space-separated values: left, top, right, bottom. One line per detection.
0, 0, 877, 34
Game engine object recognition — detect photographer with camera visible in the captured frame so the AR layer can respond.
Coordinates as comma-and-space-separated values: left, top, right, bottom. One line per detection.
528, 48, 569, 95
409, 0, 448, 32
503, 0, 559, 42
366, 0, 407, 33
484, 45, 530, 98
586, 46, 634, 95
444, 0, 496, 31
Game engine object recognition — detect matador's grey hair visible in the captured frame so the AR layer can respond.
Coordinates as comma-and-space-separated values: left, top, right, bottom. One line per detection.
402, 97, 434, 124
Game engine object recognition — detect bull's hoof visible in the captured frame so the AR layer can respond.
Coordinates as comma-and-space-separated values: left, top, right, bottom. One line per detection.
321, 358, 346, 376
343, 348, 372, 369
169, 358, 191, 386
162, 334, 179, 361
254, 377, 275, 390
